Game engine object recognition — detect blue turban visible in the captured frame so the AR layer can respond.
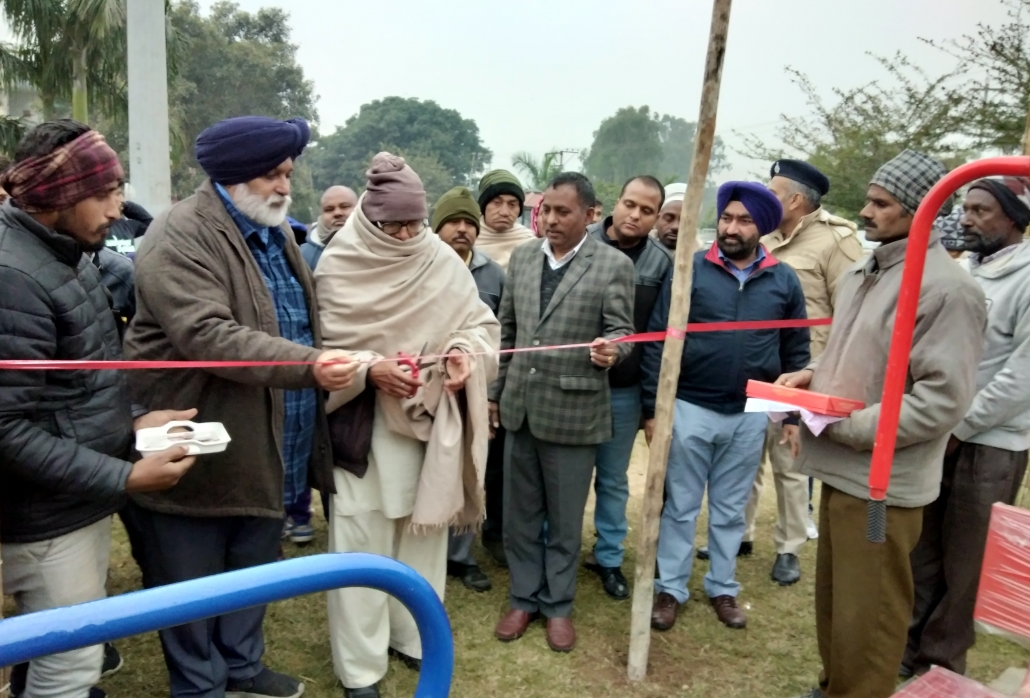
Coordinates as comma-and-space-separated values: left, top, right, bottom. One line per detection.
717, 181, 783, 236
195, 116, 311, 185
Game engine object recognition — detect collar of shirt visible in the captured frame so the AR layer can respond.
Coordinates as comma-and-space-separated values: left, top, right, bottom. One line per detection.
541, 233, 588, 270
716, 243, 766, 276
973, 242, 1022, 268
214, 182, 281, 249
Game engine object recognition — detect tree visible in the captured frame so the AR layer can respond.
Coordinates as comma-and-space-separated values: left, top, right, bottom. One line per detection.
924, 0, 1030, 153
656, 114, 729, 181
739, 57, 970, 219
511, 151, 563, 190
0, 0, 130, 122
307, 97, 491, 195
162, 1, 319, 216
582, 106, 662, 184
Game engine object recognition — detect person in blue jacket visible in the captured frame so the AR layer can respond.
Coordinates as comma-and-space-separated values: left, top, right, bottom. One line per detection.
642, 181, 811, 633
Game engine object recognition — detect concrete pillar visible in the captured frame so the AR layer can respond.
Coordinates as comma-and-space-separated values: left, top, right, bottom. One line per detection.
126, 0, 172, 216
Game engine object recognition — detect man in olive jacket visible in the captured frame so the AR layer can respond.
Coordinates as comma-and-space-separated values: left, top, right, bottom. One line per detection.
491, 173, 635, 653
124, 117, 356, 698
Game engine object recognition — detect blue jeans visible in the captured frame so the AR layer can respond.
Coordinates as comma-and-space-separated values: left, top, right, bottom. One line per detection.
656, 400, 767, 602
593, 385, 642, 568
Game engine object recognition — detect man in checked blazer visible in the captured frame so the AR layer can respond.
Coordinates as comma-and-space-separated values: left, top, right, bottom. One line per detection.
490, 172, 636, 652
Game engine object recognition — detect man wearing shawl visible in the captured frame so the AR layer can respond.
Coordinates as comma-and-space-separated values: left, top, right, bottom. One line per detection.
904, 177, 1030, 678
123, 116, 357, 698
0, 119, 198, 697
315, 153, 499, 698
471, 170, 536, 564
779, 151, 987, 698
642, 182, 810, 633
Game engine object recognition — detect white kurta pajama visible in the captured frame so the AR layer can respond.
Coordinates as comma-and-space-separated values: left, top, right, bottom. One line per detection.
315, 197, 499, 690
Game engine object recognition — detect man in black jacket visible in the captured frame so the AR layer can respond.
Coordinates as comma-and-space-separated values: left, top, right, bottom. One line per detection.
642, 181, 810, 632
584, 176, 671, 600
0, 120, 197, 698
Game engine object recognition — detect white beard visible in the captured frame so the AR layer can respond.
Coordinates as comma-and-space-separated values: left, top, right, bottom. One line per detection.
229, 184, 292, 228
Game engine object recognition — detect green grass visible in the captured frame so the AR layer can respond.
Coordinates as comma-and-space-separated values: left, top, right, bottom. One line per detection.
7, 437, 1029, 697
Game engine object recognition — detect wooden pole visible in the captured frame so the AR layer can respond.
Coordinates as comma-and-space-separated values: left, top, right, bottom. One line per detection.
627, 0, 733, 681
1021, 98, 1030, 156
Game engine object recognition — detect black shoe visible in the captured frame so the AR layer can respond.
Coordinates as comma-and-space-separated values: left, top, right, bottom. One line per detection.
101, 642, 123, 678
588, 563, 629, 600
344, 686, 380, 698
90, 689, 107, 698
697, 541, 752, 561
899, 663, 915, 679
463, 564, 492, 592
483, 537, 508, 567
388, 647, 421, 672
771, 553, 801, 586
225, 668, 304, 698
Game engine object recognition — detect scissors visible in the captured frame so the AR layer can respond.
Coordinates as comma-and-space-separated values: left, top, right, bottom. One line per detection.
397, 342, 432, 381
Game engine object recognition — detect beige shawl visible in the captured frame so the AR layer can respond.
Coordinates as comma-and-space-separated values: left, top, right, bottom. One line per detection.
475, 219, 536, 272
315, 198, 500, 530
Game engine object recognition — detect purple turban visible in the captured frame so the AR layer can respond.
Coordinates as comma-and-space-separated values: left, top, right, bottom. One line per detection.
195, 116, 310, 185
717, 181, 784, 236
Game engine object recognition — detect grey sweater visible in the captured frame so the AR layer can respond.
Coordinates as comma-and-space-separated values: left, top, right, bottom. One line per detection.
797, 230, 987, 507
952, 241, 1030, 452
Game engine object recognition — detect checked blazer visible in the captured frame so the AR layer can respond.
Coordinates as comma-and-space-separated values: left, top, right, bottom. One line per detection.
489, 235, 636, 445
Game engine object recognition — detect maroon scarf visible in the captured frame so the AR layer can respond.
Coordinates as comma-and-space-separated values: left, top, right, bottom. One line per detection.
0, 131, 123, 213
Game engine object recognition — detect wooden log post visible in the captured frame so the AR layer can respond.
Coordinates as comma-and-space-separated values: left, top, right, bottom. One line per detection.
1021, 98, 1030, 157
627, 0, 734, 682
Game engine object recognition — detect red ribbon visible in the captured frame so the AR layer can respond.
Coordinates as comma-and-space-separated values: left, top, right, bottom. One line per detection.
0, 318, 832, 371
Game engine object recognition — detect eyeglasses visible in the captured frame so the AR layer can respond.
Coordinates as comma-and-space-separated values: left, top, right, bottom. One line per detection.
377, 220, 427, 236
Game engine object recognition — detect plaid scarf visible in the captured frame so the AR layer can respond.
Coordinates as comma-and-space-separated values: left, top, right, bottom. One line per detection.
0, 131, 123, 213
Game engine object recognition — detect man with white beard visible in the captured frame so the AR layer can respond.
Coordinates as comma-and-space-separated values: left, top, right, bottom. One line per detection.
124, 116, 358, 698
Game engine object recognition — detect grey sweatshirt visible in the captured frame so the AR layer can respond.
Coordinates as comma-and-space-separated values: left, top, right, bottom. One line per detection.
952, 241, 1030, 452
797, 230, 987, 507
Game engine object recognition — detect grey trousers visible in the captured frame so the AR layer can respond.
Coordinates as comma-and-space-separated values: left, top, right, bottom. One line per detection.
447, 529, 476, 566
504, 424, 596, 618
904, 441, 1029, 675
124, 503, 283, 698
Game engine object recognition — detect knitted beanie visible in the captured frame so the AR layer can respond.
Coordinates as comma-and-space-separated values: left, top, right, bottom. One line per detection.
362, 152, 428, 222
432, 187, 482, 233
478, 169, 525, 216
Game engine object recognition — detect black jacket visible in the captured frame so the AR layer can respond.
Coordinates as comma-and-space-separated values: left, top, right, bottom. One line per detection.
641, 243, 811, 418
469, 247, 505, 316
0, 204, 135, 544
589, 220, 673, 388
93, 247, 136, 336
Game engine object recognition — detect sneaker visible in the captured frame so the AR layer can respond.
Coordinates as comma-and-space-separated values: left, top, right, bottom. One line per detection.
226, 668, 304, 698
289, 522, 315, 545
282, 518, 295, 540
101, 642, 124, 678
806, 515, 819, 540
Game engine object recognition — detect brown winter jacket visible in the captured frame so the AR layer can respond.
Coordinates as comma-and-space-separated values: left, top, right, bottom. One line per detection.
123, 180, 332, 519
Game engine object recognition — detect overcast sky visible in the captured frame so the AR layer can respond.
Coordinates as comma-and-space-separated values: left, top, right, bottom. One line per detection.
189, 1, 1014, 180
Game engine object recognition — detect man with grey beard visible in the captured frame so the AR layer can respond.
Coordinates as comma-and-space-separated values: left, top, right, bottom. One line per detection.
123, 116, 358, 698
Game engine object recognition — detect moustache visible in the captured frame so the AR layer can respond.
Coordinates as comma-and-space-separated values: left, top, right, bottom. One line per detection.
862, 218, 877, 230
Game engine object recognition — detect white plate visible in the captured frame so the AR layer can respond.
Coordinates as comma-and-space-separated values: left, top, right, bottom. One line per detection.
136, 421, 231, 456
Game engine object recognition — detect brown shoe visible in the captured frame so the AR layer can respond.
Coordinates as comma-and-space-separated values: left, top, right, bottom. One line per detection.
545, 617, 576, 652
709, 595, 746, 629
651, 592, 680, 631
495, 609, 538, 642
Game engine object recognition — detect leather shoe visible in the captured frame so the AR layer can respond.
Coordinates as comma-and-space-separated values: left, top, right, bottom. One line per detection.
771, 553, 801, 586
495, 608, 538, 642
388, 647, 421, 672
585, 560, 629, 600
696, 541, 752, 560
344, 685, 380, 698
650, 592, 680, 631
545, 617, 576, 652
709, 595, 747, 629
483, 537, 508, 567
